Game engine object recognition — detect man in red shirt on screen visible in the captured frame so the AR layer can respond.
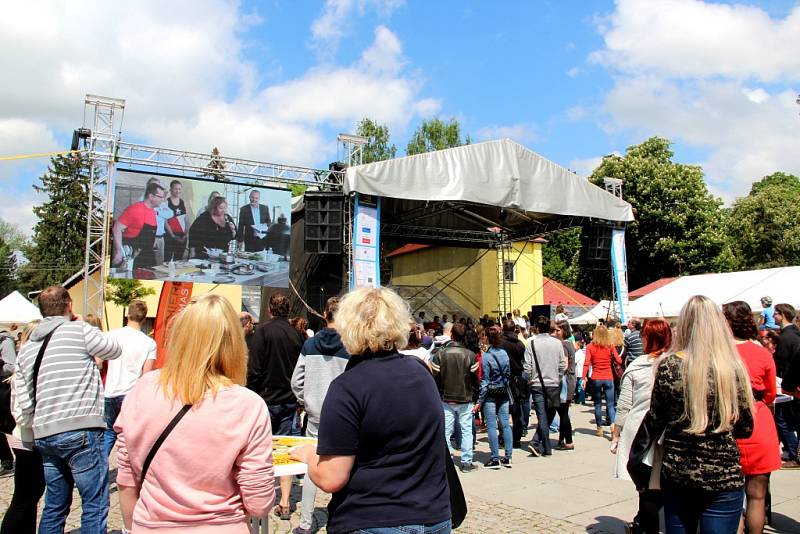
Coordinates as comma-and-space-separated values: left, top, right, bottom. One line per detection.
112, 182, 166, 269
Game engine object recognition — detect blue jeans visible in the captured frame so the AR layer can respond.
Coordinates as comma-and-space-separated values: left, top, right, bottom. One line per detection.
592, 379, 616, 426
268, 402, 300, 436
483, 397, 512, 461
530, 388, 557, 455
35, 429, 109, 534
663, 483, 743, 533
575, 377, 586, 404
102, 395, 125, 457
775, 400, 799, 460
443, 402, 474, 465
352, 518, 451, 533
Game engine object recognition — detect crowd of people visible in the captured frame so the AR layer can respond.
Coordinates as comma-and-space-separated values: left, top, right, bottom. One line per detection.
0, 286, 799, 534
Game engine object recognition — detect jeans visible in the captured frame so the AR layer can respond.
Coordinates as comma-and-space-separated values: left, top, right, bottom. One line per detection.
102, 395, 125, 457
775, 400, 799, 460
575, 378, 586, 404
530, 388, 557, 455
351, 519, 451, 533
268, 402, 300, 436
298, 419, 320, 530
483, 397, 512, 461
512, 393, 531, 445
0, 448, 45, 534
662, 483, 743, 533
35, 429, 109, 534
443, 402, 474, 465
592, 379, 616, 426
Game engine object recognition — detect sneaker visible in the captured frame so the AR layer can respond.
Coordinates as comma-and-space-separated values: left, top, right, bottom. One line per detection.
483, 459, 501, 470
555, 442, 575, 451
781, 459, 800, 470
501, 458, 512, 468
527, 444, 541, 457
459, 462, 476, 473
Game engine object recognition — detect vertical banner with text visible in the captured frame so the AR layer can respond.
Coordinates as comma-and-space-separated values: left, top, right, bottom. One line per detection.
610, 228, 630, 323
351, 194, 381, 289
153, 281, 193, 368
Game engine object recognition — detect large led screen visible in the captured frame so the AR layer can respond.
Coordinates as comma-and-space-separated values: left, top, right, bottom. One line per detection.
110, 170, 292, 287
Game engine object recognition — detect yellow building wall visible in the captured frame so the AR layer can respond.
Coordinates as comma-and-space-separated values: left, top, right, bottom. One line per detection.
68, 272, 242, 330
390, 241, 544, 318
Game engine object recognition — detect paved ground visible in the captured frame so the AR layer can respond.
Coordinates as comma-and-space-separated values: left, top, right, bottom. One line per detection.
2, 405, 799, 533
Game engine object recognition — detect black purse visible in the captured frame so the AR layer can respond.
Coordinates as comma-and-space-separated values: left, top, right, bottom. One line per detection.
443, 438, 468, 528
0, 379, 13, 434
485, 350, 514, 404
626, 411, 663, 492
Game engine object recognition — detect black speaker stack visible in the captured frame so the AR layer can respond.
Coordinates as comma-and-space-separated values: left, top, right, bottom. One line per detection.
304, 192, 344, 254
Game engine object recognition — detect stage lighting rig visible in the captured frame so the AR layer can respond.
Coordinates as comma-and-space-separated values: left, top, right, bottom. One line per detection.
70, 127, 91, 150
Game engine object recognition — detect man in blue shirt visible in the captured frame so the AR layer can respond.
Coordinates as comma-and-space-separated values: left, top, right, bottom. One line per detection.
761, 296, 778, 331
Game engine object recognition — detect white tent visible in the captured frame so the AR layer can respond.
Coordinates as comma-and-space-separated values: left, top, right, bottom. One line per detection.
345, 139, 634, 222
629, 266, 800, 319
569, 300, 616, 325
0, 290, 42, 324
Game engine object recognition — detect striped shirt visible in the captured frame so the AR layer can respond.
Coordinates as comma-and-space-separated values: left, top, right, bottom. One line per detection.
624, 329, 644, 366
15, 316, 121, 439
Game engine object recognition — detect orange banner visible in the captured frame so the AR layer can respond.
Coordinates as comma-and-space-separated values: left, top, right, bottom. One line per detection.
153, 282, 193, 368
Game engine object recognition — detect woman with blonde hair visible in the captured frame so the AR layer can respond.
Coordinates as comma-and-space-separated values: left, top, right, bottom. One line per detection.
114, 294, 274, 533
582, 325, 622, 436
648, 295, 753, 533
290, 286, 451, 534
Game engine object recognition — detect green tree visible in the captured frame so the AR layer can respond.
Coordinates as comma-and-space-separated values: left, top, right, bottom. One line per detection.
105, 278, 156, 308
18, 153, 92, 294
0, 218, 28, 251
726, 172, 800, 269
0, 235, 17, 298
289, 184, 307, 197
542, 228, 580, 287
406, 117, 471, 155
578, 137, 733, 297
201, 147, 227, 181
356, 118, 397, 163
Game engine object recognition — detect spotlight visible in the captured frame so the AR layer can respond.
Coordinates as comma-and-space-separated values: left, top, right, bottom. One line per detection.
71, 128, 91, 150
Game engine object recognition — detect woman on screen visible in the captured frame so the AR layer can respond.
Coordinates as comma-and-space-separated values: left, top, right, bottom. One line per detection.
188, 197, 237, 259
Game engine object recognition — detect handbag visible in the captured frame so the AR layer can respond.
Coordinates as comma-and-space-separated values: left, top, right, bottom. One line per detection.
443, 438, 468, 528
485, 349, 514, 404
626, 411, 665, 492
0, 378, 13, 434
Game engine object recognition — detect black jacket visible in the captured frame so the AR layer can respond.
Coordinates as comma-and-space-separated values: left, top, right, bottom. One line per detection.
430, 341, 479, 403
246, 317, 304, 405
776, 324, 800, 392
500, 331, 526, 378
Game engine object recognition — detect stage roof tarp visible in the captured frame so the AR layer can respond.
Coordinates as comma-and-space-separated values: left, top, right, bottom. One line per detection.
344, 139, 633, 246
0, 290, 42, 324
630, 266, 800, 319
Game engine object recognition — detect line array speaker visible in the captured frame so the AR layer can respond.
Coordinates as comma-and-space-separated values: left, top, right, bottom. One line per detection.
304, 192, 344, 254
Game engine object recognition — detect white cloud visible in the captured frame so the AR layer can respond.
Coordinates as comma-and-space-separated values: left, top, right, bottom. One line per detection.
566, 67, 582, 78
311, 0, 405, 55
475, 123, 539, 143
0, 3, 435, 169
592, 0, 800, 198
568, 156, 604, 178
565, 105, 588, 122
592, 0, 800, 83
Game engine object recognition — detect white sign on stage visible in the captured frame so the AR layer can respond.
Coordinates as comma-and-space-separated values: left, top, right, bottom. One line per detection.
351, 196, 380, 289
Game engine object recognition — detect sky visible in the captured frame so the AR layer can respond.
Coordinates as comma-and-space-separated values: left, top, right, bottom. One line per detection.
1, 0, 799, 233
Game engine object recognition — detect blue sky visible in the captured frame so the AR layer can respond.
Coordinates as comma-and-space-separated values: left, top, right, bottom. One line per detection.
1, 0, 799, 232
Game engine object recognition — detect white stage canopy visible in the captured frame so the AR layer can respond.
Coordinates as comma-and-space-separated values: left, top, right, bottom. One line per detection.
344, 139, 634, 223
569, 300, 616, 325
630, 267, 800, 319
0, 290, 43, 324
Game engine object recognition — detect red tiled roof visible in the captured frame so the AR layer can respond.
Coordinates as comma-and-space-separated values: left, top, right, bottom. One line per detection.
386, 244, 432, 258
629, 277, 679, 298
542, 277, 597, 306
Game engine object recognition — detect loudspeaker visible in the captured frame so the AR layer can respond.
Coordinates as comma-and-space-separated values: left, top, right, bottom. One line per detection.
580, 223, 612, 270
304, 192, 344, 254
529, 304, 555, 322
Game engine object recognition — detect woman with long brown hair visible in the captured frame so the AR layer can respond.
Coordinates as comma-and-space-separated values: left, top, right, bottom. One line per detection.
649, 296, 753, 533
582, 325, 622, 437
723, 300, 780, 534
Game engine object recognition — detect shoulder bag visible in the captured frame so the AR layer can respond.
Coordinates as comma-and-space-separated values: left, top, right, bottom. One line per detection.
530, 340, 561, 409
626, 410, 665, 492
485, 349, 514, 404
443, 438, 468, 528
139, 404, 192, 488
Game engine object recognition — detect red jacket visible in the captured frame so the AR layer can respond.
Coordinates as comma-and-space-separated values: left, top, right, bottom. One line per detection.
582, 343, 621, 381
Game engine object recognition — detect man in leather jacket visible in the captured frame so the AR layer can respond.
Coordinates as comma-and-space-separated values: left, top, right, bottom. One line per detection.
430, 323, 480, 472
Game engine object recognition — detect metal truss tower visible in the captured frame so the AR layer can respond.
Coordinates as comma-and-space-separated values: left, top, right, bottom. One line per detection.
495, 236, 512, 318
337, 133, 368, 168
82, 95, 126, 318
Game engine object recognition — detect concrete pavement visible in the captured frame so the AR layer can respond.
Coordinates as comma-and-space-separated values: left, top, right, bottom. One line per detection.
1, 403, 799, 532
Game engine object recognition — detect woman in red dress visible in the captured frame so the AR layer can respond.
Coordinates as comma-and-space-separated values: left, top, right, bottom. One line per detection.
723, 300, 781, 534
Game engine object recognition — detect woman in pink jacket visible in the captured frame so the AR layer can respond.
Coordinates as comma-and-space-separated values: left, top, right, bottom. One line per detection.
115, 294, 274, 533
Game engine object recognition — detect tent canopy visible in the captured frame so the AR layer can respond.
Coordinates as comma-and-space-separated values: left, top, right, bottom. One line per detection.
630, 267, 800, 319
345, 139, 634, 247
0, 290, 42, 324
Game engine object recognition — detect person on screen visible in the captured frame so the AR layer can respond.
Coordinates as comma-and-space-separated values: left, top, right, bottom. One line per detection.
188, 196, 237, 259
237, 189, 271, 252
198, 191, 221, 215
163, 180, 192, 262
112, 182, 166, 269
265, 214, 291, 257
